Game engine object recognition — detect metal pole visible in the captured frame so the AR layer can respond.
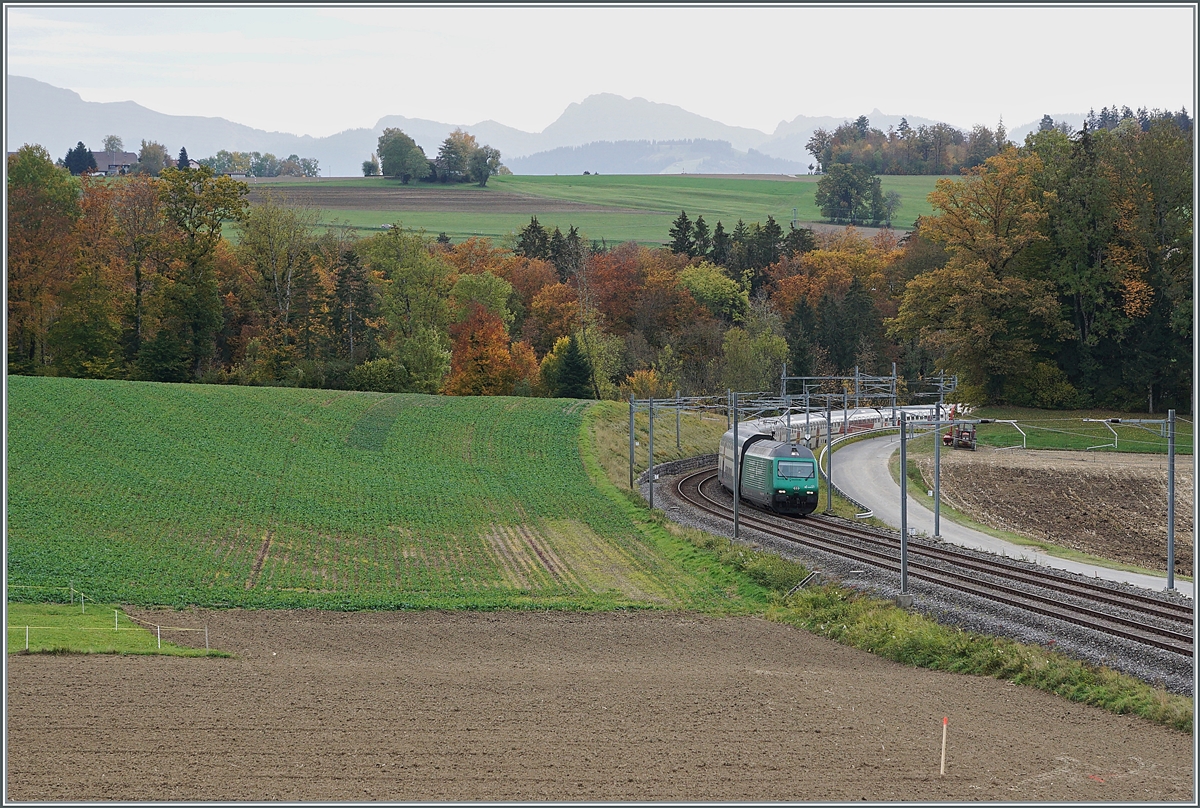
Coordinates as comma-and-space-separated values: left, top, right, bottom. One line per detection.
629, 395, 635, 490
157, 624, 161, 650
933, 404, 942, 538
842, 392, 848, 438
781, 361, 787, 398
805, 389, 810, 440
1167, 408, 1175, 590
891, 362, 897, 425
900, 411, 909, 594
676, 391, 681, 451
648, 396, 654, 511
824, 403, 833, 515
732, 392, 740, 539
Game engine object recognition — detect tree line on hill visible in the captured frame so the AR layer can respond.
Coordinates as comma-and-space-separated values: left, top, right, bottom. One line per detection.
364, 127, 506, 186
55, 134, 321, 178
7, 110, 1192, 411
807, 107, 1191, 176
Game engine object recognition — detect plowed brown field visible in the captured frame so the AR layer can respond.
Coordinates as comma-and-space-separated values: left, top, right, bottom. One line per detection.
244, 184, 654, 213
5, 610, 1193, 802
916, 448, 1194, 576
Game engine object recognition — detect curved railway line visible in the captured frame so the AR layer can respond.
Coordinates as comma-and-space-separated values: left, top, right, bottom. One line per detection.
676, 467, 1194, 658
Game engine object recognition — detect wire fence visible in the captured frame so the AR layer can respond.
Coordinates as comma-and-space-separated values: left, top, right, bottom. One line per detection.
6, 584, 211, 653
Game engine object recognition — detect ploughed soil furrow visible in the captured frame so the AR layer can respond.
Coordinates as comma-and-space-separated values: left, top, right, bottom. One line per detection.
916, 448, 1194, 576
244, 185, 657, 213
6, 610, 1192, 802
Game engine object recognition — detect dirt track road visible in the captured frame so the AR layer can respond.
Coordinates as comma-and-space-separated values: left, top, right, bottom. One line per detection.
6, 610, 1192, 802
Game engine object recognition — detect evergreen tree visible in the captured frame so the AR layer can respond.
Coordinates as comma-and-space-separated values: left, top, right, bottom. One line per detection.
547, 226, 567, 272
841, 276, 884, 372
330, 250, 383, 361
554, 335, 593, 398
63, 142, 97, 175
783, 298, 817, 380
177, 147, 190, 170
667, 210, 695, 256
726, 219, 750, 273
553, 225, 585, 282
783, 224, 816, 256
815, 291, 848, 372
693, 215, 711, 259
757, 215, 784, 267
710, 220, 731, 266
515, 216, 550, 260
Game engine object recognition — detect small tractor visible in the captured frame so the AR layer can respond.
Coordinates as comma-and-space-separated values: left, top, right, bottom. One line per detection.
942, 423, 977, 450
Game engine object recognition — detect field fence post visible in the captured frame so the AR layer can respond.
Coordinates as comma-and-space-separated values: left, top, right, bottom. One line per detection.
205, 625, 209, 653
1167, 408, 1175, 590
628, 395, 635, 490
157, 624, 161, 650
26, 625, 29, 651
648, 396, 654, 511
115, 610, 119, 631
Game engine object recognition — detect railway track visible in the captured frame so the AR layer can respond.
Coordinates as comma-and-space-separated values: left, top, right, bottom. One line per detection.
676, 467, 1194, 658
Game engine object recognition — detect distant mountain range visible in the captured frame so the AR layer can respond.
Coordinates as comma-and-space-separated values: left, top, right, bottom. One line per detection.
6, 76, 1081, 177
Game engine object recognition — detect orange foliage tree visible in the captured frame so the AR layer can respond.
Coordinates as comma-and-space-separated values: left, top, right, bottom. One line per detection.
442, 302, 538, 396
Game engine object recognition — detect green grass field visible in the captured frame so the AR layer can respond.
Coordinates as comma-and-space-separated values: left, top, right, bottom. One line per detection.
255, 174, 946, 244
6, 601, 223, 656
973, 406, 1193, 454
6, 377, 767, 611
490, 173, 944, 231
312, 208, 677, 247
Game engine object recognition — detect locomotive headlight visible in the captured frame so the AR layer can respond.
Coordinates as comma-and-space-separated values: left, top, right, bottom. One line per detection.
777, 489, 786, 494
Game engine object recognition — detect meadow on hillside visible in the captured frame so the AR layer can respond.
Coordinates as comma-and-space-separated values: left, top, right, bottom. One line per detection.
6, 377, 759, 611
244, 173, 943, 244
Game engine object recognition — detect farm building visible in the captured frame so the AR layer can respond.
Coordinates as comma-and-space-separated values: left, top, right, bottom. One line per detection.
89, 150, 138, 175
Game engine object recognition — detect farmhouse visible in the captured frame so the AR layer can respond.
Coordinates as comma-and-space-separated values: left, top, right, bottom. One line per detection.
89, 150, 138, 175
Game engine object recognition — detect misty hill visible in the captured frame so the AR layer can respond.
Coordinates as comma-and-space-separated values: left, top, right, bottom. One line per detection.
507, 139, 809, 175
8, 76, 1049, 177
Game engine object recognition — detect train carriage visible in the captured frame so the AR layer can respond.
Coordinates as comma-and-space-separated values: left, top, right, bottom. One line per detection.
718, 426, 819, 516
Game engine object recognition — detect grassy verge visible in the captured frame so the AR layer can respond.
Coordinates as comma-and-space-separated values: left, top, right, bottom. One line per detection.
6, 602, 228, 657
584, 403, 1192, 734
579, 401, 799, 610
768, 586, 1192, 733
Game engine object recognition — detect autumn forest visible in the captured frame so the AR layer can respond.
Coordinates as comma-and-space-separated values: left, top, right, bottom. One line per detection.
6, 114, 1193, 411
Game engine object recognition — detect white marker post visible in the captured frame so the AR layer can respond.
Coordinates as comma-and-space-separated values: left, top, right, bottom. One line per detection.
940, 716, 948, 775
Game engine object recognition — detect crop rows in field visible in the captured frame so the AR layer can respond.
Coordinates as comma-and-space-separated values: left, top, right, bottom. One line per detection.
6, 377, 741, 610
238, 174, 945, 244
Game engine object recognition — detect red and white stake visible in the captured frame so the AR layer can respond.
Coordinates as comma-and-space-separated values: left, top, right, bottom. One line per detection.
940, 716, 948, 775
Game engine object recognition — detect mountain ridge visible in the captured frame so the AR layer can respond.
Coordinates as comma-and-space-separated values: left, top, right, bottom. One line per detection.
7, 75, 1070, 176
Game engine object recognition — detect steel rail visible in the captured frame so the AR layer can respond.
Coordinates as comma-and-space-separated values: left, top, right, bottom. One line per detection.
676, 468, 1194, 657
685, 466, 1190, 624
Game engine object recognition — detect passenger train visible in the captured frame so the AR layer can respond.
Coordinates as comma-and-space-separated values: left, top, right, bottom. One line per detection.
718, 426, 819, 516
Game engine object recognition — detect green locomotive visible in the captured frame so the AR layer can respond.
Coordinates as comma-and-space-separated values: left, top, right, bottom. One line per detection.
718, 426, 819, 516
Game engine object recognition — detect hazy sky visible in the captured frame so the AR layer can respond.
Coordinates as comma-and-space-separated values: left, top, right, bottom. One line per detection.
5, 4, 1196, 137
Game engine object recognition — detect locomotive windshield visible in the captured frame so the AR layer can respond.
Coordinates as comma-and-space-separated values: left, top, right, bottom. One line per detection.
777, 460, 815, 479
